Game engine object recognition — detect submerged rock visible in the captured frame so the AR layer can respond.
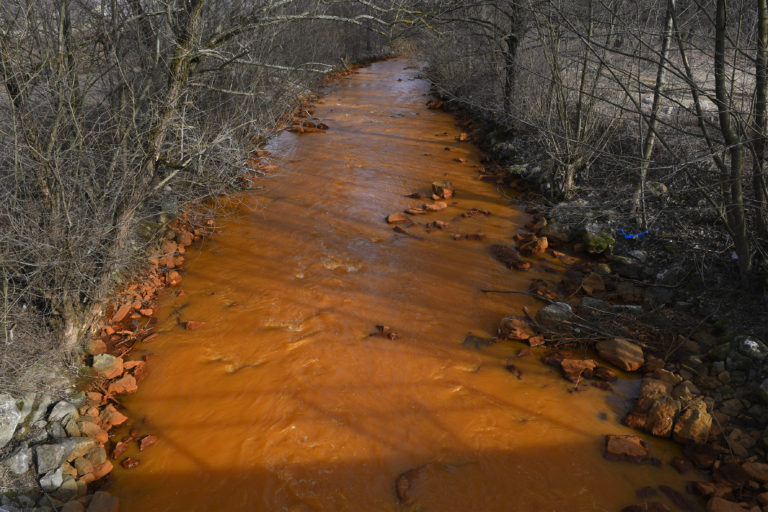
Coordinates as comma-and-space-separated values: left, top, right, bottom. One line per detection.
535, 302, 578, 331
604, 435, 649, 463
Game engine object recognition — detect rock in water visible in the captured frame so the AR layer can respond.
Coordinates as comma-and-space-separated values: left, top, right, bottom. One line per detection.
604, 435, 650, 463
431, 180, 454, 199
595, 338, 644, 372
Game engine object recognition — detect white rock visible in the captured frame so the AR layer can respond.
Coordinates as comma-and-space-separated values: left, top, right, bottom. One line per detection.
0, 394, 22, 450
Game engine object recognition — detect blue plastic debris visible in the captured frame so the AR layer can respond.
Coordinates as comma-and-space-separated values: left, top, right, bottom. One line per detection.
618, 228, 648, 240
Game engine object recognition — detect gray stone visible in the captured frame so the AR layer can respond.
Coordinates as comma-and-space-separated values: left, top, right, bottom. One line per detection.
535, 302, 579, 332
734, 335, 768, 362
608, 255, 642, 279
580, 297, 609, 313
608, 304, 644, 315
3, 442, 31, 474
39, 467, 64, 492
17, 392, 37, 425
35, 438, 95, 475
48, 401, 79, 424
0, 394, 22, 449
628, 250, 648, 263
51, 475, 78, 502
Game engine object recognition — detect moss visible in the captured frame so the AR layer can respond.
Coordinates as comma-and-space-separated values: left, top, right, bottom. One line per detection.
582, 230, 615, 254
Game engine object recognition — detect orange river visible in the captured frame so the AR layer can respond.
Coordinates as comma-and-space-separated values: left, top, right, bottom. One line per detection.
109, 59, 697, 511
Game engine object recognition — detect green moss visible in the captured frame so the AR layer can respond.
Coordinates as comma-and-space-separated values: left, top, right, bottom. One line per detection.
582, 230, 615, 254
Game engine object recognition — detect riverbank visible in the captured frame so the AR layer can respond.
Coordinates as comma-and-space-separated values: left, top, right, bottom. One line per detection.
0, 62, 373, 511
424, 92, 768, 511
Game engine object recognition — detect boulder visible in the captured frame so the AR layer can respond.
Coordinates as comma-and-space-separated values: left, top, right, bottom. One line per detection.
673, 399, 712, 444
535, 302, 578, 332
99, 405, 127, 427
733, 335, 768, 362
36, 438, 95, 474
386, 213, 409, 224
91, 354, 123, 380
645, 396, 680, 438
604, 435, 649, 463
0, 394, 21, 450
596, 338, 644, 372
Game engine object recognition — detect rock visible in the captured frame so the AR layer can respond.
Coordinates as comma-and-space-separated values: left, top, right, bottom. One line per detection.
644, 355, 665, 372
395, 466, 422, 505
99, 405, 127, 427
386, 213, 409, 224
107, 374, 137, 395
490, 245, 530, 270
684, 444, 718, 469
61, 501, 86, 512
139, 435, 157, 451
535, 302, 578, 332
672, 381, 700, 403
431, 180, 454, 199
624, 379, 678, 436
424, 201, 447, 212
604, 435, 649, 463
609, 255, 644, 279
112, 303, 131, 323
725, 428, 754, 458
539, 223, 571, 244
581, 272, 605, 295
3, 443, 31, 474
36, 438, 95, 475
184, 321, 207, 331
742, 462, 768, 483
84, 446, 107, 467
645, 396, 681, 437
84, 339, 107, 356
77, 420, 108, 445
756, 378, 768, 405
595, 338, 644, 372
91, 354, 123, 380
39, 467, 64, 492
733, 335, 768, 362
581, 297, 609, 313
124, 360, 149, 383
86, 491, 119, 512
48, 401, 79, 424
175, 231, 193, 247
560, 359, 597, 382
498, 315, 535, 341
53, 475, 78, 502
593, 367, 618, 382
519, 236, 548, 256
0, 394, 21, 450
706, 497, 746, 512
582, 228, 615, 254
659, 485, 695, 511
671, 456, 693, 473
166, 270, 182, 286
120, 457, 140, 469
621, 504, 671, 512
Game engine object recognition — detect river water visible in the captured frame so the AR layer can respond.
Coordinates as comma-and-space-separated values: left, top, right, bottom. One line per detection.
110, 59, 694, 511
